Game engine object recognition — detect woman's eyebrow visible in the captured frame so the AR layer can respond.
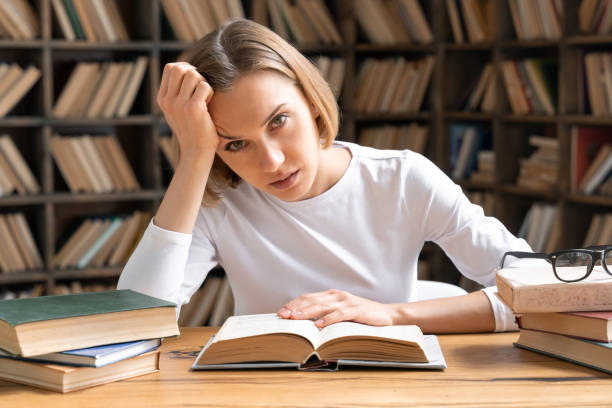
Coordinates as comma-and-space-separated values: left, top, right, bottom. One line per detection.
218, 103, 286, 140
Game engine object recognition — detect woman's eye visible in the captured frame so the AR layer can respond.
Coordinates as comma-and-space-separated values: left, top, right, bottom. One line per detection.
225, 140, 246, 152
270, 114, 287, 129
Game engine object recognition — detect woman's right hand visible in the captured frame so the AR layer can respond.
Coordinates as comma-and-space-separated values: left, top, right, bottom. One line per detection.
157, 62, 219, 161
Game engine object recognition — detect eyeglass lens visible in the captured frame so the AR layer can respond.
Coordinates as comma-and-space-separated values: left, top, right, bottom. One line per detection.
554, 251, 592, 282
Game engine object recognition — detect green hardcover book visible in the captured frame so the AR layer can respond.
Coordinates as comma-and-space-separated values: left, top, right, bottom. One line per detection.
61, 0, 85, 40
0, 290, 179, 357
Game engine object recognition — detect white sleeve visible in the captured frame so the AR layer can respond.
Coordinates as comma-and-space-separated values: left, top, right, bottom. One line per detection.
481, 286, 518, 332
410, 154, 531, 332
117, 212, 218, 311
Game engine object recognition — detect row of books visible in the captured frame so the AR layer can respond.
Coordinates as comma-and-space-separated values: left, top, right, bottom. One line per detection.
53, 58, 148, 119
571, 126, 612, 195
161, 0, 244, 43
0, 283, 45, 300
516, 136, 559, 192
496, 267, 611, 375
178, 275, 234, 327
51, 0, 129, 42
446, 0, 491, 44
0, 63, 41, 118
354, 0, 432, 44
583, 212, 612, 246
0, 0, 39, 40
357, 123, 429, 154
0, 212, 42, 274
266, 0, 342, 46
353, 56, 435, 113
449, 123, 491, 181
53, 211, 149, 270
584, 52, 612, 116
0, 135, 40, 196
50, 134, 140, 194
579, 0, 612, 34
501, 58, 557, 115
314, 56, 346, 99
517, 202, 559, 252
456, 63, 496, 113
468, 150, 495, 184
509, 0, 563, 41
0, 290, 179, 392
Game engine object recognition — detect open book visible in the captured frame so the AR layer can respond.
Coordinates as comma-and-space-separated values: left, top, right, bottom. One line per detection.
191, 314, 446, 371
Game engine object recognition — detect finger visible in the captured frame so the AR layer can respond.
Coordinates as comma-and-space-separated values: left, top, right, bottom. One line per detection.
192, 80, 213, 108
178, 69, 204, 100
297, 301, 343, 321
281, 290, 340, 317
315, 308, 357, 328
158, 63, 173, 99
166, 64, 190, 98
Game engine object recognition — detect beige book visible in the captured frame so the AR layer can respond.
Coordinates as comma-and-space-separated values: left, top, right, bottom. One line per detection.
366, 60, 395, 113
273, 0, 305, 44
0, 234, 12, 272
226, 0, 245, 18
523, 59, 554, 114
598, 213, 612, 245
70, 138, 102, 193
80, 135, 114, 192
107, 212, 142, 266
13, 0, 40, 38
0, 135, 39, 194
206, 0, 230, 25
5, 213, 35, 270
58, 136, 91, 191
508, 0, 525, 40
12, 213, 43, 269
0, 64, 23, 99
72, 0, 97, 42
354, 0, 394, 44
104, 135, 140, 190
0, 3, 24, 39
0, 216, 17, 272
85, 0, 109, 41
104, 0, 129, 41
0, 66, 40, 117
61, 219, 108, 268
0, 214, 26, 271
0, 0, 33, 39
266, 0, 289, 40
398, 63, 421, 112
0, 148, 25, 194
408, 56, 435, 112
51, 0, 76, 41
161, 0, 194, 42
89, 217, 128, 267
50, 136, 86, 192
85, 62, 122, 118
296, 0, 331, 44
496, 266, 612, 313
101, 62, 132, 118
381, 0, 412, 43
53, 63, 99, 118
53, 219, 94, 267
0, 156, 14, 195
582, 214, 603, 247
92, 136, 126, 191
287, 2, 319, 44
446, 0, 464, 44
91, 0, 117, 42
353, 59, 377, 111
378, 59, 406, 112
115, 56, 148, 117
579, 144, 612, 193
389, 63, 416, 112
466, 63, 493, 111
70, 64, 104, 117
398, 0, 433, 43
0, 64, 10, 85
177, 0, 205, 40
187, 0, 216, 37
584, 53, 606, 116
501, 60, 528, 114
480, 71, 496, 112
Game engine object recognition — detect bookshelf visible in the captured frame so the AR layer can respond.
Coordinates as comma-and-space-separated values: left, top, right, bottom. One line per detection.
1, 0, 611, 301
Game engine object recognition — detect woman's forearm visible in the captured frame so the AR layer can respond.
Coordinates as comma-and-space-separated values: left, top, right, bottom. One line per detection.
389, 291, 496, 333
155, 151, 215, 233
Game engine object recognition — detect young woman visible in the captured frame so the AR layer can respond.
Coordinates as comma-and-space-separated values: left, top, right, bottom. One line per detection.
117, 19, 531, 333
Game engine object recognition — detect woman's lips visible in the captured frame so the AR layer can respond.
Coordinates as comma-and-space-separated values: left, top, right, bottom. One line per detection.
270, 170, 298, 190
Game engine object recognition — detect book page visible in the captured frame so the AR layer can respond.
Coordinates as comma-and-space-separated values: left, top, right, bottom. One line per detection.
214, 314, 321, 349
318, 322, 425, 349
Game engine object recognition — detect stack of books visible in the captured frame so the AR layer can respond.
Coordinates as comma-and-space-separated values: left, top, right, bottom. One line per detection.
469, 150, 495, 184
0, 63, 41, 117
516, 135, 559, 192
501, 58, 557, 115
496, 267, 612, 375
51, 0, 129, 42
0, 289, 180, 392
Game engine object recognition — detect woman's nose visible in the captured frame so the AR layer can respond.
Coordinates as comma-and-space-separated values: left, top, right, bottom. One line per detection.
259, 139, 285, 173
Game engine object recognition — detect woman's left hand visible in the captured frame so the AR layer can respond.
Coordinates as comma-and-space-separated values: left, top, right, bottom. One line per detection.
277, 289, 396, 328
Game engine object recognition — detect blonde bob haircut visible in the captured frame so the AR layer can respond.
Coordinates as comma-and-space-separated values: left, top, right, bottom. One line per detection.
176, 18, 340, 206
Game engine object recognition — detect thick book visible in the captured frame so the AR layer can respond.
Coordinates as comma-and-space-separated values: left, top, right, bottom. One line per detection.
0, 289, 179, 357
517, 311, 611, 343
0, 349, 159, 393
191, 314, 446, 371
496, 265, 612, 313
514, 329, 612, 375
0, 338, 161, 367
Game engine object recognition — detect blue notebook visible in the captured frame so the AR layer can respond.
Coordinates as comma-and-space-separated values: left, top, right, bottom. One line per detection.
0, 338, 161, 367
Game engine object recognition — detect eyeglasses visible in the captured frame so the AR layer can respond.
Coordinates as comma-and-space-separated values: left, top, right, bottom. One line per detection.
500, 245, 612, 283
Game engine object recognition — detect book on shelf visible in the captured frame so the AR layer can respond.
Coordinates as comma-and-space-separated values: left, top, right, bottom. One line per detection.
508, 0, 562, 41
501, 58, 557, 115
582, 212, 612, 247
449, 123, 490, 181
358, 123, 429, 154
51, 0, 128, 42
0, 289, 178, 357
354, 0, 432, 44
570, 126, 612, 192
584, 52, 612, 116
0, 0, 39, 40
579, 0, 612, 34
314, 56, 346, 99
0, 213, 43, 273
191, 313, 446, 371
0, 338, 162, 368
467, 191, 495, 216
579, 144, 612, 195
514, 329, 611, 375
0, 65, 41, 117
468, 150, 495, 184
516, 136, 559, 191
0, 348, 160, 393
0, 135, 39, 195
517, 311, 611, 343
495, 265, 612, 314
517, 203, 557, 252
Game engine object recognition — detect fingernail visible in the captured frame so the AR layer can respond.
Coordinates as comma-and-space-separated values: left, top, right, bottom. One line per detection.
278, 308, 290, 317
292, 310, 302, 317
315, 319, 324, 327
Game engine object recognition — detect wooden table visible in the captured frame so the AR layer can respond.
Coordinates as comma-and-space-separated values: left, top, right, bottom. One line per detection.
1, 328, 610, 407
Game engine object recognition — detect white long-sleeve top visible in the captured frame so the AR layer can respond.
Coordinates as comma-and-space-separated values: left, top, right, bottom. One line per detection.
118, 142, 531, 331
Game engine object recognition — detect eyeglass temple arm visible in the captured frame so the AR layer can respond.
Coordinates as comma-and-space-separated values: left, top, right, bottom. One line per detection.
499, 251, 549, 269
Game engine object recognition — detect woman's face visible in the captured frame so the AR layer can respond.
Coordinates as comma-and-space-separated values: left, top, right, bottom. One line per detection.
208, 70, 327, 202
